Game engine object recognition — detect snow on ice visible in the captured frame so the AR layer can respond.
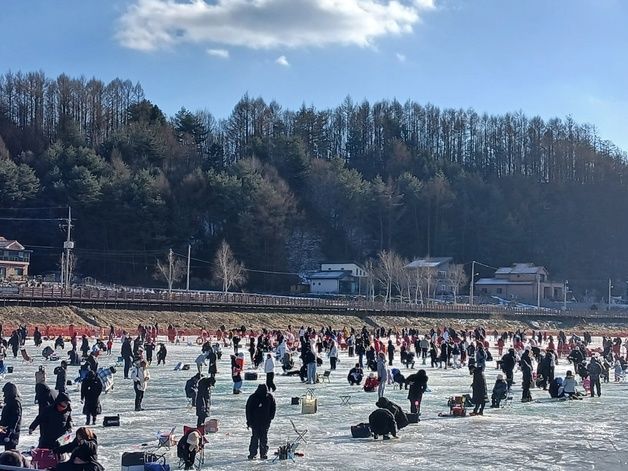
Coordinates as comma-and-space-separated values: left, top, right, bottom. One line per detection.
3, 336, 628, 470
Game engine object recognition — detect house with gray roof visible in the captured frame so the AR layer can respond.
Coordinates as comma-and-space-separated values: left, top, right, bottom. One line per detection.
475, 262, 564, 304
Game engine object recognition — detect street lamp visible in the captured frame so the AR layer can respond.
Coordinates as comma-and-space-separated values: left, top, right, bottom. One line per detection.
608, 278, 613, 311
563, 280, 568, 311
469, 261, 479, 306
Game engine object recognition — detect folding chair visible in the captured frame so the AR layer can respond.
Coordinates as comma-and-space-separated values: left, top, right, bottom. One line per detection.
339, 395, 351, 406
182, 425, 207, 471
321, 370, 331, 383
289, 419, 308, 444
156, 427, 177, 450
272, 420, 308, 463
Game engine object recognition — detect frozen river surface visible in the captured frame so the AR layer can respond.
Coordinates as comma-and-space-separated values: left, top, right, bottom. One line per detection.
5, 336, 628, 470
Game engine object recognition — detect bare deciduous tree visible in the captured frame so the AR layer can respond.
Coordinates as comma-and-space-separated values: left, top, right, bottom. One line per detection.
212, 240, 247, 293
363, 258, 377, 301
154, 250, 186, 293
375, 250, 405, 303
411, 265, 437, 305
448, 264, 468, 304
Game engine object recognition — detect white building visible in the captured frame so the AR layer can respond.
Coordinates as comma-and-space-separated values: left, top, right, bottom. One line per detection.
307, 262, 366, 294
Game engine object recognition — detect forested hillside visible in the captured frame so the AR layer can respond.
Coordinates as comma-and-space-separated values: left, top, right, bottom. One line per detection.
1, 71, 626, 295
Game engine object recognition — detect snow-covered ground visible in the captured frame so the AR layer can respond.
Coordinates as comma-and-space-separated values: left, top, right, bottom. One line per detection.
4, 336, 628, 470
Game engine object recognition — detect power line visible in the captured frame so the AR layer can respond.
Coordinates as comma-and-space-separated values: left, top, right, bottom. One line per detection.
173, 253, 300, 276
0, 206, 67, 211
0, 217, 67, 222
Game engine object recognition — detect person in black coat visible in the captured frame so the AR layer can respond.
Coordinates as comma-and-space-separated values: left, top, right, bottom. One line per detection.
156, 343, 167, 365
81, 371, 103, 426
54, 427, 104, 471
29, 391, 73, 449
519, 350, 533, 402
470, 367, 488, 416
35, 383, 56, 415
375, 397, 409, 430
439, 342, 450, 369
80, 336, 90, 358
185, 373, 201, 407
0, 383, 21, 450
500, 348, 516, 388
195, 376, 215, 428
406, 369, 428, 415
245, 384, 276, 460
55, 361, 68, 394
34, 327, 43, 347
7, 332, 19, 358
85, 352, 98, 373
144, 341, 155, 365
121, 337, 133, 378
206, 348, 217, 378
368, 408, 397, 440
347, 364, 364, 385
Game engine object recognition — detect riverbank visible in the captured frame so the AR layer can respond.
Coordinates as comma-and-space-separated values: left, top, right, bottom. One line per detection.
0, 306, 627, 336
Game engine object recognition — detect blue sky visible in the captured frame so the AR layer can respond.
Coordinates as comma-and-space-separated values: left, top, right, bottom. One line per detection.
1, 0, 627, 150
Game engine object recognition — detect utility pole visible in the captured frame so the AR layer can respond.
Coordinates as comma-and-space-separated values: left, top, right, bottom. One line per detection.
469, 260, 475, 306
168, 248, 173, 294
60, 252, 65, 288
536, 274, 541, 309
62, 206, 74, 290
186, 244, 191, 291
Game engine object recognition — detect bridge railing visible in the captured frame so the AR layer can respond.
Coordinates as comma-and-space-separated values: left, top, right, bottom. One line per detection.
5, 286, 628, 319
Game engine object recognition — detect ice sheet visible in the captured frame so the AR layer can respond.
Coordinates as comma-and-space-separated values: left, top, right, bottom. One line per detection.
3, 336, 628, 470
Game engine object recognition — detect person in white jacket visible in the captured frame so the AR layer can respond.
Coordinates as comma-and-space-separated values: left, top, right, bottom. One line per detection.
131, 360, 150, 411
328, 341, 339, 370
276, 340, 287, 360
264, 353, 276, 392
195, 352, 208, 375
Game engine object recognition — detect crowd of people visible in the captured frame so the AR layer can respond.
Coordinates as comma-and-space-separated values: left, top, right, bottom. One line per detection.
0, 322, 626, 468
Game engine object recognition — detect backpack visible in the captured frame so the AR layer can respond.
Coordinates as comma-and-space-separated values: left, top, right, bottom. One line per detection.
176, 435, 189, 460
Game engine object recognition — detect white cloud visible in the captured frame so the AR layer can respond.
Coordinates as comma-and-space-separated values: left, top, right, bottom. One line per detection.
396, 52, 406, 63
206, 48, 230, 59
276, 55, 290, 67
116, 0, 435, 52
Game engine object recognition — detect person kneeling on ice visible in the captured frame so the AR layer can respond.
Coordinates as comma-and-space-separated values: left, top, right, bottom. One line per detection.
363, 373, 379, 392
391, 368, 407, 390
490, 374, 509, 408
375, 397, 409, 430
347, 363, 363, 386
177, 429, 202, 470
559, 371, 582, 400
54, 426, 104, 471
368, 408, 397, 440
